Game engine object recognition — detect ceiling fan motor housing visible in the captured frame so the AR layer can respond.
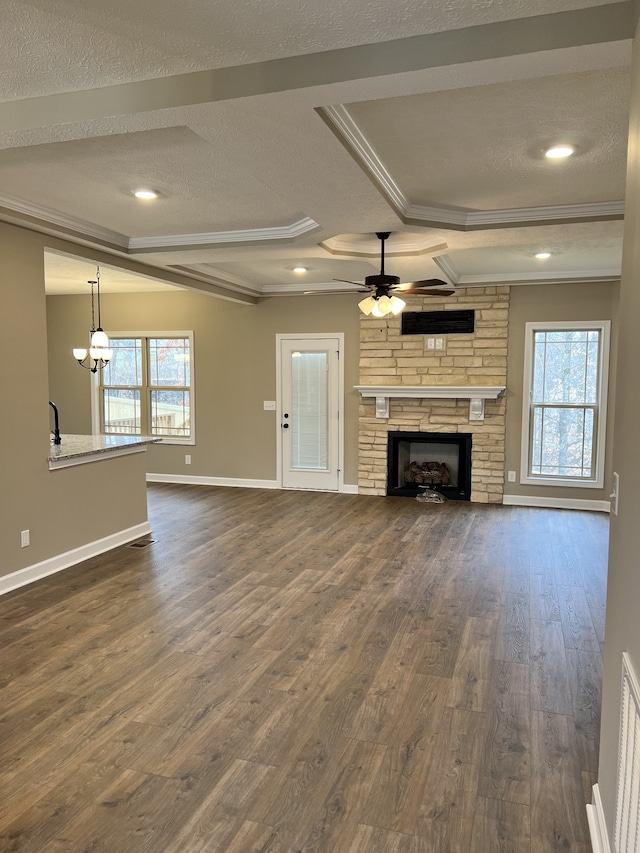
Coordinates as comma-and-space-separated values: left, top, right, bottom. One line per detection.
365, 273, 400, 293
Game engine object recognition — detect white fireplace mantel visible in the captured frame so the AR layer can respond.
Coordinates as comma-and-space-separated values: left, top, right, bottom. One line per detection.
354, 385, 506, 421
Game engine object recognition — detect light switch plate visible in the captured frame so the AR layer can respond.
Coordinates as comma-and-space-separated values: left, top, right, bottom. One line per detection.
610, 471, 620, 515
263, 401, 276, 410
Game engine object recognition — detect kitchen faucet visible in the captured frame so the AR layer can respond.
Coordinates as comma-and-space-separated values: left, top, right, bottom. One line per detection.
49, 400, 61, 444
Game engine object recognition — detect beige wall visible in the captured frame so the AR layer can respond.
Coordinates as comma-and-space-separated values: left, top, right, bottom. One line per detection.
596, 17, 640, 839
47, 288, 361, 485
504, 282, 617, 504
1, 223, 149, 579
48, 270, 620, 501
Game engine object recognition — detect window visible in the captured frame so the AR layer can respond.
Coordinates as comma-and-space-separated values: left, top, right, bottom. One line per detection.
97, 333, 193, 444
521, 321, 610, 488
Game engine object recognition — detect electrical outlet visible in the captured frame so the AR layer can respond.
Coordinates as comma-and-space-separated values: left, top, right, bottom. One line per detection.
508, 470, 516, 482
20, 529, 30, 548
185, 454, 191, 465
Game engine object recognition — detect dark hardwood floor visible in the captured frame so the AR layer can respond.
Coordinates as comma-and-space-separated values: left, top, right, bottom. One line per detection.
0, 484, 609, 852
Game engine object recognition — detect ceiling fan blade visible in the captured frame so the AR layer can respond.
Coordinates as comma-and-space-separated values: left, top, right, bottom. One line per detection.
399, 287, 456, 296
304, 289, 370, 295
333, 278, 368, 287
395, 278, 449, 290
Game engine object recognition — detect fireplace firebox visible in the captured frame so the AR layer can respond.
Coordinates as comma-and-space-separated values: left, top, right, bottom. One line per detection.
387, 431, 472, 500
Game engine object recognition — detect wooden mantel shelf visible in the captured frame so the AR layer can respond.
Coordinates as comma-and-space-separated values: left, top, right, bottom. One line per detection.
354, 385, 506, 421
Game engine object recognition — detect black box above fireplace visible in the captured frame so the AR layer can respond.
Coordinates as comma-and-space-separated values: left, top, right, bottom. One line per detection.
387, 431, 472, 500
401, 309, 475, 336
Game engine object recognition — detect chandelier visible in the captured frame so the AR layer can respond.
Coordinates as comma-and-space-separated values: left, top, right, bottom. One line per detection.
72, 265, 113, 372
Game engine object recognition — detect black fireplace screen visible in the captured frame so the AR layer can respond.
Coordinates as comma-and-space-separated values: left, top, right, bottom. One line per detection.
387, 431, 472, 500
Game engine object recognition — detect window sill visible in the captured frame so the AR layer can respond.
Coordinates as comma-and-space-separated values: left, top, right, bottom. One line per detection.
103, 435, 194, 446
520, 474, 604, 489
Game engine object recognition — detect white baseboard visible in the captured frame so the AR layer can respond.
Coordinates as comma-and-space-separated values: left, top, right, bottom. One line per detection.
0, 521, 152, 597
502, 494, 610, 512
147, 473, 360, 494
587, 784, 611, 853
146, 473, 279, 489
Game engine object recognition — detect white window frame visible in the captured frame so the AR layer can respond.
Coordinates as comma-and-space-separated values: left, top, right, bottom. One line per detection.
91, 330, 195, 446
520, 320, 610, 489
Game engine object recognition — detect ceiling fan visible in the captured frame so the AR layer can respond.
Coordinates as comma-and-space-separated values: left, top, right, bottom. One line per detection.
306, 231, 455, 316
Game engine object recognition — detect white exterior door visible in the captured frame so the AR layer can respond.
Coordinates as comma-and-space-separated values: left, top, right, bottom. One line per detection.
277, 335, 342, 491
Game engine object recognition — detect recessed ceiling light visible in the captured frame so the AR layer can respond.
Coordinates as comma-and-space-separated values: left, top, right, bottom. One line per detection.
544, 145, 575, 159
293, 266, 306, 273
535, 252, 552, 259
133, 189, 159, 199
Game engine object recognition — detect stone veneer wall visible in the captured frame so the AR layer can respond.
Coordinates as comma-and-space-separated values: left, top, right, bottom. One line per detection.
358, 286, 510, 502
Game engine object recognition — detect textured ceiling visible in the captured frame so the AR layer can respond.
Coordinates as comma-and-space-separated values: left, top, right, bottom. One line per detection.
3, 0, 624, 99
347, 68, 630, 211
0, 0, 633, 297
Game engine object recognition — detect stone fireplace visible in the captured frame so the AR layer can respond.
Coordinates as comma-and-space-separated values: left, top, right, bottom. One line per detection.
356, 286, 509, 503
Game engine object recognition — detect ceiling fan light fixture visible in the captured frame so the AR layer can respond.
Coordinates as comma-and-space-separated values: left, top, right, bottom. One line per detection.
389, 295, 406, 315
358, 295, 376, 315
376, 295, 393, 315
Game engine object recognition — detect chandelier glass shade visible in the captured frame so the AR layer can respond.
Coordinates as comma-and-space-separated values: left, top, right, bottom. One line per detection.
72, 265, 113, 372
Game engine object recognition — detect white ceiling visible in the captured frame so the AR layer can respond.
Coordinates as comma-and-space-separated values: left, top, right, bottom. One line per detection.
0, 0, 632, 298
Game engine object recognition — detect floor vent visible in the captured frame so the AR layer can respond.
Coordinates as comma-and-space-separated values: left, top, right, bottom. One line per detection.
615, 652, 640, 853
128, 539, 156, 549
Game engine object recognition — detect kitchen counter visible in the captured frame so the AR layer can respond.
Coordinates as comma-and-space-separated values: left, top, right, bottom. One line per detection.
49, 434, 161, 470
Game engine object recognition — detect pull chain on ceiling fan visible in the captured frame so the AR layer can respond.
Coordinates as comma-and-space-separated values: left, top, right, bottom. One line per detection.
305, 231, 454, 315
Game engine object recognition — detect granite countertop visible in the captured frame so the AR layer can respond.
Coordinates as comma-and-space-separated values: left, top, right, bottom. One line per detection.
49, 434, 161, 469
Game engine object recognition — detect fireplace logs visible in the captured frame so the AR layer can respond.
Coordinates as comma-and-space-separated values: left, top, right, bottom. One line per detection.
404, 461, 451, 486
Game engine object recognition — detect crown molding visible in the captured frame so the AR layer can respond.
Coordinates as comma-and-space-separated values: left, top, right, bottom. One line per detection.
170, 264, 262, 296
128, 217, 321, 251
403, 199, 625, 229
320, 105, 625, 230
461, 270, 621, 285
432, 254, 459, 281
0, 192, 128, 247
319, 235, 448, 257
0, 192, 321, 255
318, 105, 409, 217
263, 281, 356, 294
433, 253, 619, 285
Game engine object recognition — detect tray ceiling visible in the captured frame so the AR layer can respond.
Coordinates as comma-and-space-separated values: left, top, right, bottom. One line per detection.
0, 0, 632, 298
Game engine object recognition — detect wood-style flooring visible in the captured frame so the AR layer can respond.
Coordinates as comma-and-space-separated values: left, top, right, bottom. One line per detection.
0, 485, 609, 852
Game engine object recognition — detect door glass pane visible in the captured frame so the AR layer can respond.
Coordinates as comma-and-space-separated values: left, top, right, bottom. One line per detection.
291, 351, 328, 470
102, 389, 141, 434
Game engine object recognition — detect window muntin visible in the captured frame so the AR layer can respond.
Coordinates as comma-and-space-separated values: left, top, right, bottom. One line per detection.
521, 322, 609, 488
100, 334, 193, 443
